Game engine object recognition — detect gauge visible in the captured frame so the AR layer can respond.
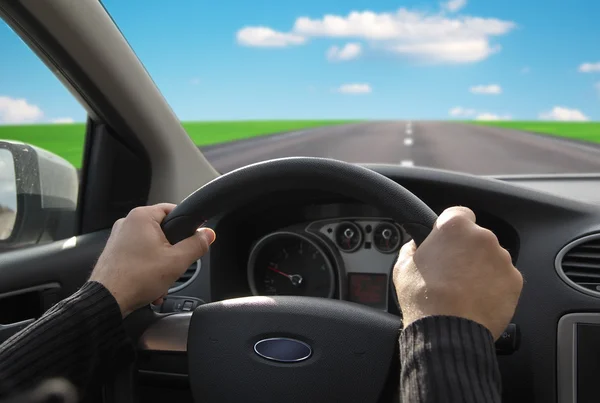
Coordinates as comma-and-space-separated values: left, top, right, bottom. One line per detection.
373, 223, 402, 253
248, 232, 335, 298
335, 221, 363, 252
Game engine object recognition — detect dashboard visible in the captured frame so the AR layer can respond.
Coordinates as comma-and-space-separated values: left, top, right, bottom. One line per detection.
200, 179, 520, 316
166, 164, 600, 403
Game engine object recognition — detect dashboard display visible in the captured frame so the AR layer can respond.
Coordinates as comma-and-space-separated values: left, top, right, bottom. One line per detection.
247, 232, 335, 298
348, 273, 387, 309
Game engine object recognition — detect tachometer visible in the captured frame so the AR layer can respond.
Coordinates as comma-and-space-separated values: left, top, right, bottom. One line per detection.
248, 232, 335, 298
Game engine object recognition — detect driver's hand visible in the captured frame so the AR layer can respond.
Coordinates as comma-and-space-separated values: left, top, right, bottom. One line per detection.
393, 206, 523, 340
89, 203, 216, 317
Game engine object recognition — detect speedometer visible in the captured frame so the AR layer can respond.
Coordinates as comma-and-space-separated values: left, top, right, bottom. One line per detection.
247, 232, 335, 298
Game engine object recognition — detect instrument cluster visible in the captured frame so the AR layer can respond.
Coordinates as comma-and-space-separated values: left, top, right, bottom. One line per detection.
246, 217, 409, 312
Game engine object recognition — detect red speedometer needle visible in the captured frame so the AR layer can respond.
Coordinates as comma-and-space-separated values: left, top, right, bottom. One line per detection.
268, 265, 291, 279
267, 265, 303, 287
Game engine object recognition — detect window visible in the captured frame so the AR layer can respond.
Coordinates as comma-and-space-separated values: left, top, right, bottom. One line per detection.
0, 21, 86, 252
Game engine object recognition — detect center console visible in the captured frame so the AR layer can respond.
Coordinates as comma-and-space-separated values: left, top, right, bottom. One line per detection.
557, 313, 600, 403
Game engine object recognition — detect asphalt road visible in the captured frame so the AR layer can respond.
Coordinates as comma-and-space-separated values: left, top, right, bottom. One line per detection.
200, 121, 600, 175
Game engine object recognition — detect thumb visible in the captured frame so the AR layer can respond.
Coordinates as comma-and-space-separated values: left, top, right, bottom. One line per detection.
171, 227, 216, 266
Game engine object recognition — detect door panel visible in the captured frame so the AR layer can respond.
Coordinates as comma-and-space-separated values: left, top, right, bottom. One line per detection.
0, 230, 110, 327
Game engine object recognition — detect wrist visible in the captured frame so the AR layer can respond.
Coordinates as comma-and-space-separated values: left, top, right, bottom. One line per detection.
88, 276, 131, 318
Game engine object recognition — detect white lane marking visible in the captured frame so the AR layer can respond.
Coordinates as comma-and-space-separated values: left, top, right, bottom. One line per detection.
405, 127, 413, 135
400, 160, 414, 167
404, 137, 414, 146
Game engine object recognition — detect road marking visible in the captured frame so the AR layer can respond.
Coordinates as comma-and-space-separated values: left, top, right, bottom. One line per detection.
404, 138, 413, 146
400, 160, 414, 167
405, 127, 413, 135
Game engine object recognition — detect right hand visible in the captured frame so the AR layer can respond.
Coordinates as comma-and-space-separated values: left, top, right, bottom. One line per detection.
393, 206, 523, 340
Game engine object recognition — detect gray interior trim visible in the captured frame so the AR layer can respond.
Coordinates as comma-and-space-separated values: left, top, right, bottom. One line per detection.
168, 259, 202, 294
4, 0, 218, 204
555, 233, 600, 298
557, 313, 600, 403
0, 282, 60, 299
137, 370, 188, 379
138, 312, 191, 353
492, 173, 600, 180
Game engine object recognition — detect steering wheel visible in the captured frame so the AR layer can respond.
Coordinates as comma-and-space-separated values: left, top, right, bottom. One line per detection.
129, 157, 438, 403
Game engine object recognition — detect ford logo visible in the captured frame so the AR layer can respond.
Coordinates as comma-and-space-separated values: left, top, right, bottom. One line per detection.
253, 338, 312, 363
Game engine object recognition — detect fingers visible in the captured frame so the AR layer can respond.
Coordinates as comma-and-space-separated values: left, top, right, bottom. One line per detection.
394, 240, 416, 282
397, 240, 417, 262
128, 203, 178, 223
435, 206, 476, 230
171, 227, 216, 267
152, 295, 166, 305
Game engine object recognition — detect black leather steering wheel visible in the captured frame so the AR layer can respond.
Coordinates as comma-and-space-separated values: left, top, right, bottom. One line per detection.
131, 157, 438, 403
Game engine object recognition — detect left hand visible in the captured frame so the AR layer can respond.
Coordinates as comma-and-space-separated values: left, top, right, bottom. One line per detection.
89, 203, 216, 317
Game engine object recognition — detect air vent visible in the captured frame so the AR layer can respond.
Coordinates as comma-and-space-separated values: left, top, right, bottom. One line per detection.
556, 234, 600, 297
168, 259, 202, 293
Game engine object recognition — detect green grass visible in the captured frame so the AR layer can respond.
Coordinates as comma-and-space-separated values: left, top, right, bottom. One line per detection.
468, 121, 600, 143
0, 120, 358, 168
182, 120, 358, 146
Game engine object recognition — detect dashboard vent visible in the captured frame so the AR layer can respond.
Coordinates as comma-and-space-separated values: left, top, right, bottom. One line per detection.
168, 259, 202, 293
557, 234, 600, 296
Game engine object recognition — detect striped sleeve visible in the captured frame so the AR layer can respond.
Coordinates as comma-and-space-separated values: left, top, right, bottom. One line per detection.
399, 316, 502, 403
0, 281, 134, 400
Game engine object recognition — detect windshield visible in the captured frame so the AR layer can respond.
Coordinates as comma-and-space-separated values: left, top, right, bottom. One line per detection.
2, 1, 599, 176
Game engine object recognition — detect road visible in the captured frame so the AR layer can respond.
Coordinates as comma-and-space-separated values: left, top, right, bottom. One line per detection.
200, 121, 600, 175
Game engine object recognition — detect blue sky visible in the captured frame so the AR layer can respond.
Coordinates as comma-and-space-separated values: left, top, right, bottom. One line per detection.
0, 0, 599, 123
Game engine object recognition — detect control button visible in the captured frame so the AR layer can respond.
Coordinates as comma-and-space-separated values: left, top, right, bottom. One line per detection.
182, 300, 195, 312
495, 323, 520, 355
173, 300, 184, 312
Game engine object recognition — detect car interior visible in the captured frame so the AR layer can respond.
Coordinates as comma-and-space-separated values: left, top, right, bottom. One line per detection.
1, 1, 600, 403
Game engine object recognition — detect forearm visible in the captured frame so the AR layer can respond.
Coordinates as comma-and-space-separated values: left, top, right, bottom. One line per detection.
0, 281, 133, 399
399, 316, 501, 403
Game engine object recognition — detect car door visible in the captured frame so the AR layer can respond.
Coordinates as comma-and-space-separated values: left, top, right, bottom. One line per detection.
0, 4, 152, 344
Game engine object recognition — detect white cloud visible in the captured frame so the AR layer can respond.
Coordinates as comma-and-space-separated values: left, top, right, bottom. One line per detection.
475, 113, 511, 121
391, 38, 500, 63
0, 96, 43, 124
449, 107, 510, 120
449, 106, 476, 117
521, 66, 531, 74
327, 42, 362, 61
469, 84, 502, 94
190, 78, 200, 85
236, 26, 306, 47
50, 117, 75, 124
337, 83, 372, 94
539, 106, 589, 121
237, 7, 515, 64
293, 9, 515, 64
578, 62, 600, 73
442, 0, 467, 13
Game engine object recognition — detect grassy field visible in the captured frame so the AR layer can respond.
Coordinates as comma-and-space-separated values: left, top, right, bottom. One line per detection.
0, 120, 357, 168
468, 121, 600, 143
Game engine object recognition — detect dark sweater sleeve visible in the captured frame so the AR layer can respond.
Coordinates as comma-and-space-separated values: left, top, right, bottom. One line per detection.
399, 316, 501, 403
0, 281, 134, 400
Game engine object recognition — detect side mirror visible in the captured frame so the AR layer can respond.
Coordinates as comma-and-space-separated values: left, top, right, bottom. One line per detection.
0, 141, 78, 251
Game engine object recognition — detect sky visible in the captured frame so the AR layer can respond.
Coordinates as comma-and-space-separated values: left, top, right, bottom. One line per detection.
0, 0, 599, 123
